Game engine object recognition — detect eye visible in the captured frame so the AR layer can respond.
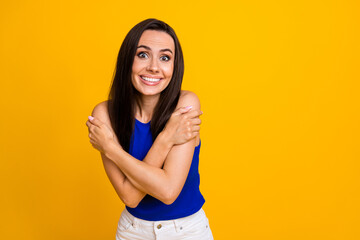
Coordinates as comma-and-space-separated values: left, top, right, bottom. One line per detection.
160, 55, 170, 61
137, 52, 148, 58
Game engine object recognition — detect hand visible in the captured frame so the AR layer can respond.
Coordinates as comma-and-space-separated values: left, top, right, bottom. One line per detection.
86, 116, 120, 153
163, 106, 203, 145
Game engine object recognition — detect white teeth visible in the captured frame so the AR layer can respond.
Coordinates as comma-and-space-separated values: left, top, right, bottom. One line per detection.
141, 76, 161, 82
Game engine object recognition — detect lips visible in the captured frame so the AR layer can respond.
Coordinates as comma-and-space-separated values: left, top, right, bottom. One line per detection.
139, 75, 162, 86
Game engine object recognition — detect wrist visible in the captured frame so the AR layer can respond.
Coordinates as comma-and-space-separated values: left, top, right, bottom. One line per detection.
104, 140, 121, 160
158, 131, 174, 149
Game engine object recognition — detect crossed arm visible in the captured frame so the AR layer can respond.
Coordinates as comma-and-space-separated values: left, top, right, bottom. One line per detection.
99, 135, 172, 207
87, 91, 201, 207
95, 108, 173, 207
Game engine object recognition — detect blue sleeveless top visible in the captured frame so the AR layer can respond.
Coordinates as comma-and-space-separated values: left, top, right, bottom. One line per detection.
126, 119, 205, 221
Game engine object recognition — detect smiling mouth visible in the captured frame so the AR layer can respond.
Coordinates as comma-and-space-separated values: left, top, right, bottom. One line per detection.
141, 76, 162, 82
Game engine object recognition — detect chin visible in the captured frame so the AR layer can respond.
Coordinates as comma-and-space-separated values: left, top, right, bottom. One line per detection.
141, 91, 162, 96
134, 82, 170, 97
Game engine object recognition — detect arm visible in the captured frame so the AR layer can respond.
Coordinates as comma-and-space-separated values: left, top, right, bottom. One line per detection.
104, 91, 201, 205
89, 99, 201, 207
92, 102, 173, 208
99, 135, 172, 208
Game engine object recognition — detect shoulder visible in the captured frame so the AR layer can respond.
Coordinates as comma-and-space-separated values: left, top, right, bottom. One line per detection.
177, 90, 201, 110
91, 100, 111, 125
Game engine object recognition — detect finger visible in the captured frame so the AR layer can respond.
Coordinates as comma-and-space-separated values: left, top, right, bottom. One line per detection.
86, 121, 94, 134
187, 131, 199, 141
86, 120, 92, 130
185, 125, 200, 134
179, 106, 193, 114
192, 125, 200, 132
88, 116, 103, 127
90, 139, 97, 146
184, 109, 203, 119
190, 118, 202, 125
174, 106, 192, 115
86, 122, 95, 133
86, 119, 96, 129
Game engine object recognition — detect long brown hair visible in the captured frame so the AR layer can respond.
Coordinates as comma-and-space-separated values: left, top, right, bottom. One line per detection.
107, 18, 184, 152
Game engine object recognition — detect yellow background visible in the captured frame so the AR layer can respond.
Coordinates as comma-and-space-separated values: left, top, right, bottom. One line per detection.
1, 0, 359, 239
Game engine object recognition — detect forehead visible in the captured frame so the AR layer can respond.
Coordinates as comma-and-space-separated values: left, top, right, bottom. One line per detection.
138, 30, 175, 52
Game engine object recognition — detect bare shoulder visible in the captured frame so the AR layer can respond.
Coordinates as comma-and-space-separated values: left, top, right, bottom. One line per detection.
177, 90, 201, 110
91, 100, 111, 125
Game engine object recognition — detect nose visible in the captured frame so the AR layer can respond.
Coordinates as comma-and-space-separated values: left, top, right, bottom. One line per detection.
146, 57, 159, 72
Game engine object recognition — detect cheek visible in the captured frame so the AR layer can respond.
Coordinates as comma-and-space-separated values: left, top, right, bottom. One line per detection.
132, 59, 142, 73
164, 63, 174, 78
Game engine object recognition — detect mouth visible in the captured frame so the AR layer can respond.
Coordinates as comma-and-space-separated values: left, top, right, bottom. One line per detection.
140, 76, 162, 82
139, 75, 162, 86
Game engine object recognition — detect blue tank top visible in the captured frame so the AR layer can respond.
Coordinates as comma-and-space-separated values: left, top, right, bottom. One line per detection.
126, 119, 205, 221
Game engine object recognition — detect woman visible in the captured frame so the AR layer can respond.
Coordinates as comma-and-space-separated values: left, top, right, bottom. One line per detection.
86, 18, 213, 239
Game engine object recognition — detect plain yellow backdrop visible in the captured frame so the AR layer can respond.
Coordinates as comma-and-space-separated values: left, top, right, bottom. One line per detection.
1, 0, 359, 239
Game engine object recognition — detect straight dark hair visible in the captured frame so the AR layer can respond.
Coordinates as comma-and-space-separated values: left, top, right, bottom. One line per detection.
107, 18, 184, 152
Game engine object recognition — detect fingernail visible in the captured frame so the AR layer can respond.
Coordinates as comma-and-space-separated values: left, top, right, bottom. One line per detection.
185, 106, 193, 109
88, 116, 94, 121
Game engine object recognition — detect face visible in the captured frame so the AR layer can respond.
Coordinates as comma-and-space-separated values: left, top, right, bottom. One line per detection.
131, 30, 175, 97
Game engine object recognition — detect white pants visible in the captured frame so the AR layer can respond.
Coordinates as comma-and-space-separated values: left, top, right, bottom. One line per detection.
116, 208, 214, 240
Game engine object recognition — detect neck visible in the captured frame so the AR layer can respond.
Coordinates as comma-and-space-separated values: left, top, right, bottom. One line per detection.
135, 94, 160, 123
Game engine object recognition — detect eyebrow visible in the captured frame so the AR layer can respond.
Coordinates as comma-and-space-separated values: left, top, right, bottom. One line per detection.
137, 45, 173, 54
